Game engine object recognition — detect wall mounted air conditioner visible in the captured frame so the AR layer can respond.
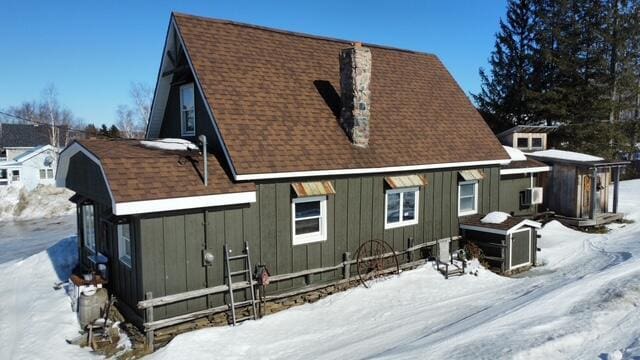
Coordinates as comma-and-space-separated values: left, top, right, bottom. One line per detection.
521, 187, 544, 205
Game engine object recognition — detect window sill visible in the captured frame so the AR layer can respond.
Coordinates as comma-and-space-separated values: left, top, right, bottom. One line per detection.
384, 219, 418, 230
458, 210, 478, 217
293, 234, 326, 246
119, 256, 132, 268
181, 132, 196, 137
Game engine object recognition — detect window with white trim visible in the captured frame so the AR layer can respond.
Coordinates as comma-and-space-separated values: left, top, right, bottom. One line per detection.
531, 137, 543, 149
117, 223, 132, 267
11, 170, 20, 182
458, 180, 478, 216
39, 168, 54, 179
82, 204, 96, 252
0, 169, 7, 185
292, 196, 327, 245
180, 83, 196, 136
516, 137, 529, 149
385, 187, 419, 229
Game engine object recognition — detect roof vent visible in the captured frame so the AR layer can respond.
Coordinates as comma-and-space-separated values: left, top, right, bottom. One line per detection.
339, 42, 371, 148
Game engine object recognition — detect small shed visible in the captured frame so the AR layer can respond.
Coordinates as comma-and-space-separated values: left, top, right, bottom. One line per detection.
528, 149, 628, 227
460, 213, 541, 274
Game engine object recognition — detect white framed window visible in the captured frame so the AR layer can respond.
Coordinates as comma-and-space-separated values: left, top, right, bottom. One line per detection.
0, 169, 7, 185
531, 137, 543, 149
47, 169, 54, 178
39, 168, 53, 179
10, 170, 20, 182
180, 83, 196, 136
458, 180, 478, 216
82, 204, 96, 252
385, 187, 419, 229
117, 223, 132, 267
292, 196, 327, 245
516, 137, 529, 149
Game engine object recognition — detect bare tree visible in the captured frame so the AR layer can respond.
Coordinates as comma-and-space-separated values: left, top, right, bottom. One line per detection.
130, 82, 152, 130
116, 105, 137, 138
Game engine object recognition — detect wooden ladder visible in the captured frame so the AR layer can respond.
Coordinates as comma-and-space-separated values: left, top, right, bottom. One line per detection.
223, 241, 258, 325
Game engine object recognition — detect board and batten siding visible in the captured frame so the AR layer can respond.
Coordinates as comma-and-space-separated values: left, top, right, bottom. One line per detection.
498, 174, 538, 216
139, 166, 501, 321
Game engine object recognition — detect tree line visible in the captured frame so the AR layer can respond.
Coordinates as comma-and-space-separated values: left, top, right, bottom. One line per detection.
475, 0, 640, 159
1, 82, 152, 147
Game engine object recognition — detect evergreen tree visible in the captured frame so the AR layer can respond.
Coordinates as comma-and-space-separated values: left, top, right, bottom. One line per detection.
474, 0, 539, 132
84, 124, 97, 138
109, 124, 121, 138
98, 124, 109, 138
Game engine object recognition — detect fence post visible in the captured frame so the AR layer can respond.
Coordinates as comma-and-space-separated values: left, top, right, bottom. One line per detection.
145, 292, 154, 352
407, 237, 415, 263
343, 252, 351, 280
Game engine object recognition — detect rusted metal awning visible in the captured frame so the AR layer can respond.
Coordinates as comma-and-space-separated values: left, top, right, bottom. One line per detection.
291, 181, 336, 197
459, 169, 484, 181
384, 175, 427, 188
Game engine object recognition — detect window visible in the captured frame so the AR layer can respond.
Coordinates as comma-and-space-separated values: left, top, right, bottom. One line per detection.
39, 168, 53, 179
47, 169, 54, 178
531, 137, 543, 149
458, 181, 478, 216
516, 137, 529, 149
180, 83, 196, 136
82, 204, 96, 252
10, 170, 20, 182
117, 223, 132, 267
385, 188, 419, 229
292, 196, 327, 245
0, 169, 7, 186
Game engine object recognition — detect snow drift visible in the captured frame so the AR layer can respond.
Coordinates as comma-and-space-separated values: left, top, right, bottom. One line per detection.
0, 184, 75, 222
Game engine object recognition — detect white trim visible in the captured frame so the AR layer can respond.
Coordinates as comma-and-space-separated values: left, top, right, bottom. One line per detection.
82, 203, 96, 253
458, 180, 478, 216
114, 191, 257, 216
292, 196, 327, 245
509, 228, 532, 270
384, 187, 419, 229
235, 159, 512, 181
180, 83, 196, 136
500, 166, 551, 175
117, 223, 132, 268
13, 145, 56, 163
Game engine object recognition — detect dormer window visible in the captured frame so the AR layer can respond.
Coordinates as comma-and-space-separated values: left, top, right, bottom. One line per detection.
516, 137, 529, 149
531, 137, 543, 149
180, 83, 196, 136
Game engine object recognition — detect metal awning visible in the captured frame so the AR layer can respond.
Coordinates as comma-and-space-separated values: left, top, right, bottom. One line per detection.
384, 175, 428, 188
291, 181, 336, 197
459, 169, 484, 181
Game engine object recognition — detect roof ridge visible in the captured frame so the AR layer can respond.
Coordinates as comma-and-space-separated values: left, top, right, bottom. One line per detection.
171, 11, 436, 57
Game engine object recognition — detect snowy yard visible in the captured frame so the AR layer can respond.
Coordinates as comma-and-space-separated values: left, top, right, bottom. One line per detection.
2, 181, 640, 359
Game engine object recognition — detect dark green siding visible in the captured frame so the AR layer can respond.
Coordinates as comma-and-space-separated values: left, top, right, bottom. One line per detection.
66, 152, 111, 207
499, 174, 538, 217
139, 166, 501, 321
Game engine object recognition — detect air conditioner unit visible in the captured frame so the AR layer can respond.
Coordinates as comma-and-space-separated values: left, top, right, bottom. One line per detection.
521, 187, 544, 205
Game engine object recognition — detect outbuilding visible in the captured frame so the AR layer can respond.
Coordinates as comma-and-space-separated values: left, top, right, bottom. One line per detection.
459, 213, 541, 274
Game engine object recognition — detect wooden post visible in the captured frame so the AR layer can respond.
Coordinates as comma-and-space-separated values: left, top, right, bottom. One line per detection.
145, 292, 154, 352
407, 237, 415, 262
590, 167, 598, 220
343, 252, 351, 280
613, 166, 620, 213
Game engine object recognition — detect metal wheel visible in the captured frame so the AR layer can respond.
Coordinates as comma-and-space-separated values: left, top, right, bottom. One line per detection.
355, 239, 400, 288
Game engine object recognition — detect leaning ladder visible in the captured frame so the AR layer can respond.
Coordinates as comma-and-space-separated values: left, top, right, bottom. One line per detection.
223, 241, 258, 325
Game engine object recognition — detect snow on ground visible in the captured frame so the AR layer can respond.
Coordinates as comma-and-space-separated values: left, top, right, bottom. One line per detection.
2, 181, 640, 359
0, 183, 75, 222
529, 149, 604, 162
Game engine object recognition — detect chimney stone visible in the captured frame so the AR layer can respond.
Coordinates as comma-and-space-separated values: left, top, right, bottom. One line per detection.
339, 43, 371, 148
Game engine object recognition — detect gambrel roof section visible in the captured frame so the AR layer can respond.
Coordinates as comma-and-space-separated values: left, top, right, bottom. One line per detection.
148, 13, 509, 180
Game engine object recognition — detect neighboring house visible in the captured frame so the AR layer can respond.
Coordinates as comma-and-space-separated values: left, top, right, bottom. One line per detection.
497, 125, 628, 227
0, 123, 55, 160
0, 145, 57, 189
56, 13, 541, 332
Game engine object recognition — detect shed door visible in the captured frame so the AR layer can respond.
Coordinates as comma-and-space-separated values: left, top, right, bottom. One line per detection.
509, 228, 531, 270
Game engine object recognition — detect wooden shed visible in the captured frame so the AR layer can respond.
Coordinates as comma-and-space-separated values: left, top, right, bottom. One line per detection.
459, 214, 541, 274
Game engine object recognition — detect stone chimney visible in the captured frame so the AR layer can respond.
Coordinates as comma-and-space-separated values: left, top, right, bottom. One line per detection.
339, 42, 371, 148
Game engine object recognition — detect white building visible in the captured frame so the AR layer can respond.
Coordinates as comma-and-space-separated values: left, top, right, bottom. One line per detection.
0, 145, 58, 190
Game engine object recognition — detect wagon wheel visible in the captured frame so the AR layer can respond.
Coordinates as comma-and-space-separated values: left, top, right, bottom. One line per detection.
355, 239, 400, 288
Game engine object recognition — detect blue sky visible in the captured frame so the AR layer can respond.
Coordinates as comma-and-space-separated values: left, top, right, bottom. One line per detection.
0, 1, 507, 125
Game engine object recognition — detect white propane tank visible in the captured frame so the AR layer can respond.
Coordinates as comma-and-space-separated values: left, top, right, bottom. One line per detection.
77, 287, 108, 329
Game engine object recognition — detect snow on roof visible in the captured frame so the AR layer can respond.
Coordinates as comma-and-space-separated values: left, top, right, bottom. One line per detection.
503, 146, 527, 161
139, 138, 199, 152
480, 211, 511, 224
530, 149, 604, 162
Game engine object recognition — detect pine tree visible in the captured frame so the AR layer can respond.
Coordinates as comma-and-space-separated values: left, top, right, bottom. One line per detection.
473, 0, 539, 132
109, 125, 121, 138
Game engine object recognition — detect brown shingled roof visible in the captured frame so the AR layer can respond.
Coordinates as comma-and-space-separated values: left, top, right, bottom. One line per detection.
459, 214, 541, 232
77, 139, 254, 203
172, 13, 509, 176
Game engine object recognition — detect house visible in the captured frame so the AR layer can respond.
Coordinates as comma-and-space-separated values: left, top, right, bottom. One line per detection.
497, 125, 628, 227
56, 13, 530, 335
0, 123, 55, 161
0, 145, 58, 189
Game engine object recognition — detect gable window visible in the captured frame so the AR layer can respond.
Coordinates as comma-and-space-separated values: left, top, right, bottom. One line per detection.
117, 223, 132, 267
385, 187, 419, 229
531, 137, 543, 149
516, 137, 529, 149
82, 204, 96, 252
180, 83, 196, 136
458, 180, 478, 216
292, 196, 327, 245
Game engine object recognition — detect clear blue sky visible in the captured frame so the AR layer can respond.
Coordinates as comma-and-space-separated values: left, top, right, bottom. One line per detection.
0, 1, 507, 125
